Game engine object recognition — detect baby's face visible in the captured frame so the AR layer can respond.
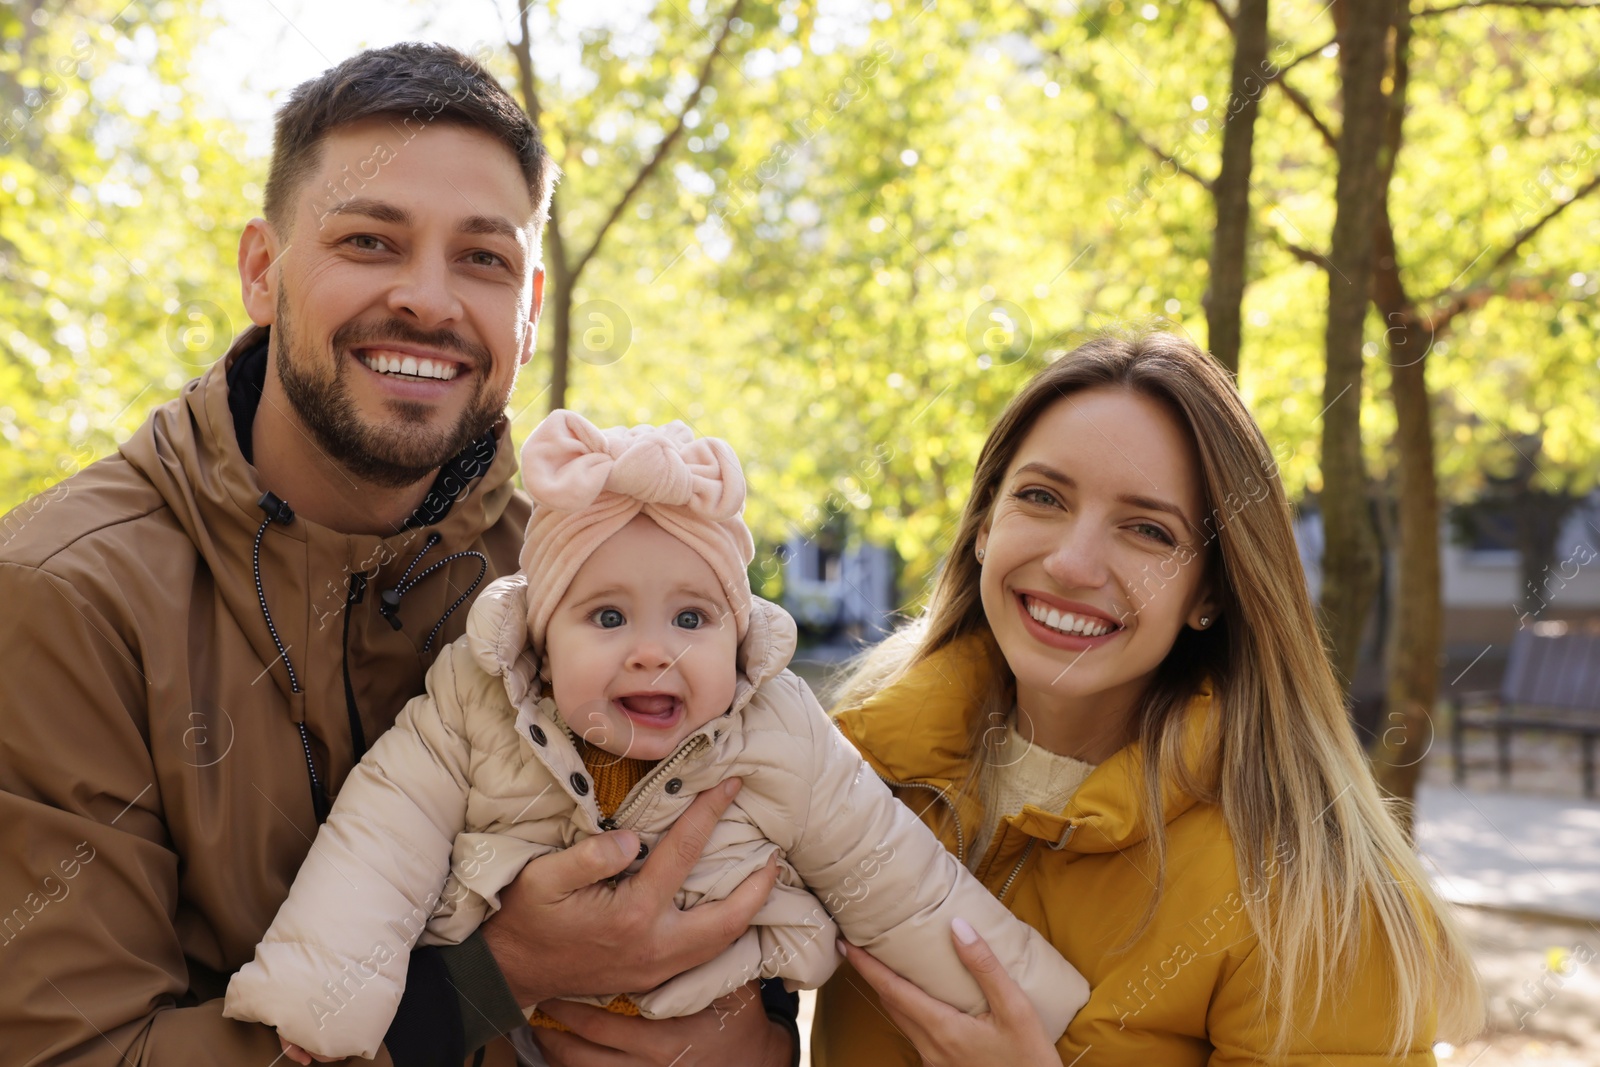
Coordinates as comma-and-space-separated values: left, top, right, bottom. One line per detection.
544, 514, 739, 762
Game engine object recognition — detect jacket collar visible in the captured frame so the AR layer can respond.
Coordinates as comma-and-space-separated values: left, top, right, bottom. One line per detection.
117, 328, 523, 710
833, 631, 1004, 788
835, 631, 1219, 854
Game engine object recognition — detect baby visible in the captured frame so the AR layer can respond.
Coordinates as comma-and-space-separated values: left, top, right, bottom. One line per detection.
224, 411, 1088, 1061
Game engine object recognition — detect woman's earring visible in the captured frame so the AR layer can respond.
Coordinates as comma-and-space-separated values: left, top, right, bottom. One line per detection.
1199, 616, 1211, 628
976, 548, 986, 563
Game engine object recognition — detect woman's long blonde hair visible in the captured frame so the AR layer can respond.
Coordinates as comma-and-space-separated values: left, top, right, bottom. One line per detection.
833, 331, 1482, 1053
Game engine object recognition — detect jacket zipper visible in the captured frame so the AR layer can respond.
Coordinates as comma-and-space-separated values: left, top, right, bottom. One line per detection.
605, 734, 712, 829
875, 775, 966, 865
997, 838, 1036, 903
340, 573, 369, 763
546, 709, 714, 831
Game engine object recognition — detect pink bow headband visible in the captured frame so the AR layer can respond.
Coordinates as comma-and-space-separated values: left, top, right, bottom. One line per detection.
518, 410, 756, 648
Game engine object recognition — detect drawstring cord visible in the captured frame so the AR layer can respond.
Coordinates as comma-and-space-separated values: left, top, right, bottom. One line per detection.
254, 492, 487, 823
255, 492, 328, 822
253, 493, 300, 694
377, 531, 489, 653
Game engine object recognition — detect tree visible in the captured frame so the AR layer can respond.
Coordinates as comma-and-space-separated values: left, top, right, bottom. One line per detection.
0, 0, 256, 516
1315, 0, 1391, 693
1235, 0, 1600, 814
1203, 0, 1272, 375
1364, 0, 1600, 816
504, 0, 755, 414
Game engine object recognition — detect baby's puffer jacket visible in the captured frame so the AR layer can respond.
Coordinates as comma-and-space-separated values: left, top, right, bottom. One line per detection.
223, 575, 1087, 1060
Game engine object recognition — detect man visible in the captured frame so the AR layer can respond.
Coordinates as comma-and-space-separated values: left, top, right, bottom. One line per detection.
0, 43, 796, 1066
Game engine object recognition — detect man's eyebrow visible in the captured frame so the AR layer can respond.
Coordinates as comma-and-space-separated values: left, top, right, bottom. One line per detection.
459, 214, 527, 244
1012, 461, 1195, 529
320, 198, 526, 245
320, 197, 411, 225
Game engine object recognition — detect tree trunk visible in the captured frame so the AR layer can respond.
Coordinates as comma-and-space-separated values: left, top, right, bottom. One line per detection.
1317, 0, 1391, 691
1373, 318, 1439, 834
1205, 0, 1270, 375
1366, 5, 1434, 830
548, 277, 573, 414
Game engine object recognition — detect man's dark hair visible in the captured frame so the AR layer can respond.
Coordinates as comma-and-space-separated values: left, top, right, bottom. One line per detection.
262, 42, 556, 236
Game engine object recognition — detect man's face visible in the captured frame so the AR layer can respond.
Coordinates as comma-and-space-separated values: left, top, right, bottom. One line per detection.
252, 117, 543, 487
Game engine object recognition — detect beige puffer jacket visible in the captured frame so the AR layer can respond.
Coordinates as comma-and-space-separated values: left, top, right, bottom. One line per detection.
224, 575, 1087, 1059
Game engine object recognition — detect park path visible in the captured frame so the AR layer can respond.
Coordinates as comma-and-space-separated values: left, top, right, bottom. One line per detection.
1417, 784, 1600, 923
1418, 785, 1600, 1065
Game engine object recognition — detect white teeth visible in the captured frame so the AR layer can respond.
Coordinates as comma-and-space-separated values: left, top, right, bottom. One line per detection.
359, 351, 461, 381
1026, 597, 1117, 638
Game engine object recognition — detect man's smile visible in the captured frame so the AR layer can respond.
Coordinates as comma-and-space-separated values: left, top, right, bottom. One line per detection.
356, 348, 463, 381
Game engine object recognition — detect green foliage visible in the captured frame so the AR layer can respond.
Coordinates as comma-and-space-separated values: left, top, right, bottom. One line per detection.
1, 0, 258, 506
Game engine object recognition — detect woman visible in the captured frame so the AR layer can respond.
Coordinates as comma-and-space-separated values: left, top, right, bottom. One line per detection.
813, 332, 1482, 1065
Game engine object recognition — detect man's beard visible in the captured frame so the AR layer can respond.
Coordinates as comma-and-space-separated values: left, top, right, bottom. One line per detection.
273, 288, 509, 489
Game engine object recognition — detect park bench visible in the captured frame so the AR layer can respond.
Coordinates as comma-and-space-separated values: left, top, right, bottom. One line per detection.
1451, 626, 1600, 799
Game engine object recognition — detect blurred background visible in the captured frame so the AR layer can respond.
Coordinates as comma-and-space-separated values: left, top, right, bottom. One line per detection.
2, 0, 1598, 1061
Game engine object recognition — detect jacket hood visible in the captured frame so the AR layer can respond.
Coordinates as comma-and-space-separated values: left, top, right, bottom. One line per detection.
834, 631, 1219, 854
463, 571, 798, 720
117, 329, 524, 725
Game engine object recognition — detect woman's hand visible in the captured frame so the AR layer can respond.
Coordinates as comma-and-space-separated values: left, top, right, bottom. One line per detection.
531, 981, 794, 1067
838, 918, 1062, 1067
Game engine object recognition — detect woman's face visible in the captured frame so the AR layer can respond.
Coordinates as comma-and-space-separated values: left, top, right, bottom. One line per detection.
976, 386, 1217, 739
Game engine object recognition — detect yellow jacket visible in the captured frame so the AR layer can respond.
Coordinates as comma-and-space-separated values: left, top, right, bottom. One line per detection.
811, 633, 1437, 1066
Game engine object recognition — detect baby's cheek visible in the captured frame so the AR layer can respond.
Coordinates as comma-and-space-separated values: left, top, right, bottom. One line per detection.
703, 650, 739, 718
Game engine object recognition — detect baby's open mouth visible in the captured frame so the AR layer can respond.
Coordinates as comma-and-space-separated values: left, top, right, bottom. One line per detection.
614, 693, 683, 723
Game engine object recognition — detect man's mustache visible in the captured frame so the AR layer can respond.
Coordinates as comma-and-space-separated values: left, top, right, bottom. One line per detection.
332, 319, 491, 371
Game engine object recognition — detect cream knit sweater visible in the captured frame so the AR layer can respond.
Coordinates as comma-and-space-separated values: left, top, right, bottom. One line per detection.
972, 720, 1098, 862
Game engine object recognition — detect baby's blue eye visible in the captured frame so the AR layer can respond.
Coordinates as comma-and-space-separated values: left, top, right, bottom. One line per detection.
675, 610, 703, 630
595, 608, 625, 628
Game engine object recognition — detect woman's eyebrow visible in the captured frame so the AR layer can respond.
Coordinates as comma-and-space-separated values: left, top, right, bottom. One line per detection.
1013, 461, 1195, 529
1122, 493, 1197, 531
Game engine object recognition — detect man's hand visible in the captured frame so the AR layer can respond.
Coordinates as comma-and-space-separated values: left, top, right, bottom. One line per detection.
480, 778, 781, 1008
531, 982, 794, 1067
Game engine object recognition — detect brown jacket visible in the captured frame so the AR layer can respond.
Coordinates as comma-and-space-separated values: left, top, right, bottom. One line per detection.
0, 329, 529, 1065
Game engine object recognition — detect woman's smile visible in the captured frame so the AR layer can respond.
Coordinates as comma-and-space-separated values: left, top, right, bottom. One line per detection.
1014, 591, 1125, 650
